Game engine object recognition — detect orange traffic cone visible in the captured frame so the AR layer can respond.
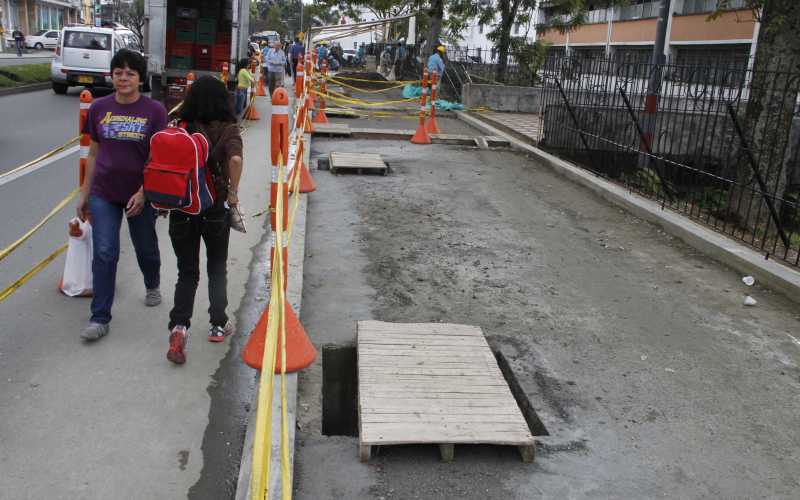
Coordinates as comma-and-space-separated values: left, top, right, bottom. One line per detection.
245, 102, 261, 120
288, 139, 317, 193
312, 59, 329, 124
411, 68, 432, 144
241, 86, 316, 373
256, 73, 267, 97
241, 300, 316, 372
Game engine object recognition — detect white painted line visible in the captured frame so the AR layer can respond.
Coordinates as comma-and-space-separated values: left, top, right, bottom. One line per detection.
786, 333, 800, 348
0, 145, 79, 188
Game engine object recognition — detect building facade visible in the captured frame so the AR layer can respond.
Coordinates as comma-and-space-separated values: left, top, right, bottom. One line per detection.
537, 0, 758, 69
1, 0, 84, 35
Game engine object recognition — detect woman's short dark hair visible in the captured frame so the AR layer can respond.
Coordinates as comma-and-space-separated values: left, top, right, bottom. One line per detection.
179, 75, 236, 124
110, 49, 147, 80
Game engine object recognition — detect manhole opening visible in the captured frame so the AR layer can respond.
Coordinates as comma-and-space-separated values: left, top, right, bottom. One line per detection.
322, 343, 359, 437
321, 344, 549, 438
494, 351, 550, 436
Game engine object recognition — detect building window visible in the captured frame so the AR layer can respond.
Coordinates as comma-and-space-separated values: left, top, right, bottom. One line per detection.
479, 24, 483, 34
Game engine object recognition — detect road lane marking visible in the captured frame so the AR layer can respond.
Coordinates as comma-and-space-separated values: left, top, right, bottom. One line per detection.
0, 145, 78, 187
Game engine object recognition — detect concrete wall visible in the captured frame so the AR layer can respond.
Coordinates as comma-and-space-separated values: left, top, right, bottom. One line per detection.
461, 83, 543, 113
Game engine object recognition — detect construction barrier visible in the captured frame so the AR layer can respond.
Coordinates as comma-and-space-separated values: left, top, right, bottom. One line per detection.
411, 68, 431, 144
426, 70, 440, 135
312, 59, 329, 124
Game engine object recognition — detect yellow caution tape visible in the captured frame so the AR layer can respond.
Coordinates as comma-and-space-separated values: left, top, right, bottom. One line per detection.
0, 243, 68, 303
0, 188, 79, 263
326, 76, 410, 94
329, 74, 420, 85
0, 136, 80, 184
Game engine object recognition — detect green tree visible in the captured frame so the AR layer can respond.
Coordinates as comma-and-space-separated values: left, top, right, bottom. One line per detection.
450, 0, 538, 82
117, 0, 145, 50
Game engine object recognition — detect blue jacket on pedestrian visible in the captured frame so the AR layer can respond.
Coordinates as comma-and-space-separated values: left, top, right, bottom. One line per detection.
427, 53, 445, 76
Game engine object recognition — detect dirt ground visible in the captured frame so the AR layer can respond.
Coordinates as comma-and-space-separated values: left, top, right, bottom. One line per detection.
293, 130, 800, 499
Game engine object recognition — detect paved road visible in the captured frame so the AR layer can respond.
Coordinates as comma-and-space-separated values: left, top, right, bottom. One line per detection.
0, 50, 54, 67
0, 90, 272, 499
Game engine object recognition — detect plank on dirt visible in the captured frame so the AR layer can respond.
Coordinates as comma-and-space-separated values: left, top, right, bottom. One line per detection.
357, 321, 535, 463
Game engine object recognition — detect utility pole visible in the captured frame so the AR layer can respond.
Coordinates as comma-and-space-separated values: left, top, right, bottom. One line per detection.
639, 0, 672, 170
299, 0, 304, 34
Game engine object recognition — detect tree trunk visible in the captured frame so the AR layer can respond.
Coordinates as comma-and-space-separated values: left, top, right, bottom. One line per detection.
427, 0, 444, 58
495, 0, 520, 83
728, 0, 800, 243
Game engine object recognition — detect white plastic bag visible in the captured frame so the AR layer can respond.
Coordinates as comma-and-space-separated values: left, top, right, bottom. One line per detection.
61, 218, 93, 297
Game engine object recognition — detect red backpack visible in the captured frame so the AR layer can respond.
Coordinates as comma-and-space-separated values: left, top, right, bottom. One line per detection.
144, 127, 215, 214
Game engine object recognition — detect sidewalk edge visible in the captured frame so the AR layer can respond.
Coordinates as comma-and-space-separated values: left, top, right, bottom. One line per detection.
0, 81, 50, 97
234, 130, 312, 500
456, 110, 800, 305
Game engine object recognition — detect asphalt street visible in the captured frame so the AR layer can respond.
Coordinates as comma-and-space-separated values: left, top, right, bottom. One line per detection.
0, 89, 273, 499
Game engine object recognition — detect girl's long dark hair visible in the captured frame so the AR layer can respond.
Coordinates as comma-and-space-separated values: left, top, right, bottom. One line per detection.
178, 75, 236, 124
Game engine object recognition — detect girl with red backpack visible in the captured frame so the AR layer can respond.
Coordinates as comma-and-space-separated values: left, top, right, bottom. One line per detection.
161, 76, 244, 364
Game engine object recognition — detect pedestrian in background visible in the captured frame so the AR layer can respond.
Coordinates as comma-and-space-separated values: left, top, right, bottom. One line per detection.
12, 27, 24, 57
266, 40, 287, 94
289, 38, 304, 79
166, 75, 244, 364
235, 58, 254, 117
77, 49, 168, 341
427, 45, 446, 77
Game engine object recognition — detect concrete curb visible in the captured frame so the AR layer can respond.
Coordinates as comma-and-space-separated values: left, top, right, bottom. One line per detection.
235, 130, 312, 500
0, 81, 49, 97
455, 110, 800, 305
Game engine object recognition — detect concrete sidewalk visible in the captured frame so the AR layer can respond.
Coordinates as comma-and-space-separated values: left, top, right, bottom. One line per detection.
0, 96, 273, 499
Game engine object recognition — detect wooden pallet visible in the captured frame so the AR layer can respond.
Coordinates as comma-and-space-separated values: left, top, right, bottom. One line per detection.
329, 152, 388, 176
357, 321, 535, 463
312, 122, 351, 137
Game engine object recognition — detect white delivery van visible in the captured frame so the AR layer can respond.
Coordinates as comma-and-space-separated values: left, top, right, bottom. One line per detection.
50, 25, 139, 94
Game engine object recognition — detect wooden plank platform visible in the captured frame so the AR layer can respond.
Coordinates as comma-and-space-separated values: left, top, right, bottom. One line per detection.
330, 152, 388, 176
357, 321, 535, 463
311, 122, 352, 137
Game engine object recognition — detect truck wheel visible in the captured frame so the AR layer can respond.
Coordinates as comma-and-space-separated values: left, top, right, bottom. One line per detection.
52, 81, 68, 94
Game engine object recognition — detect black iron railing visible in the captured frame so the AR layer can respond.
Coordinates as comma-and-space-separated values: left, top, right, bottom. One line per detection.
537, 54, 800, 267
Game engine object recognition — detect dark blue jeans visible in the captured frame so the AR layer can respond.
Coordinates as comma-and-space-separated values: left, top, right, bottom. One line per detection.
15, 40, 23, 56
235, 88, 248, 116
89, 195, 160, 324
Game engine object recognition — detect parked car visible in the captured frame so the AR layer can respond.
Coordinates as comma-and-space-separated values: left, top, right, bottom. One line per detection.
50, 25, 140, 94
25, 29, 60, 50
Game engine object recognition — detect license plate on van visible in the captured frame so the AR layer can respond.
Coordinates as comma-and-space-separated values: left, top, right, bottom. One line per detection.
77, 75, 94, 84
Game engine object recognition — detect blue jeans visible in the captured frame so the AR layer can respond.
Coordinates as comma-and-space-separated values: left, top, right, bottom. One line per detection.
89, 195, 160, 324
15, 40, 23, 56
235, 88, 248, 116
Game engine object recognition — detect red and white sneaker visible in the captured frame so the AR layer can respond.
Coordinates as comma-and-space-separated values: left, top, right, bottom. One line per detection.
208, 322, 233, 343
167, 325, 188, 365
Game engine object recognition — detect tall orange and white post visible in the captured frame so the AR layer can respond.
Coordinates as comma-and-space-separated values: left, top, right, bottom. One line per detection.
411, 68, 431, 144
245, 60, 262, 121
60, 89, 94, 297
312, 59, 329, 124
426, 69, 440, 134
242, 87, 316, 373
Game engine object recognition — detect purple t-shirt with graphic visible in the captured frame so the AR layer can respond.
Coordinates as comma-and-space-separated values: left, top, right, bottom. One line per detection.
84, 94, 168, 204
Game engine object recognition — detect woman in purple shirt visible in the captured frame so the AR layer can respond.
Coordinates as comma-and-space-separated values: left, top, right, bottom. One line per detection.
77, 49, 168, 341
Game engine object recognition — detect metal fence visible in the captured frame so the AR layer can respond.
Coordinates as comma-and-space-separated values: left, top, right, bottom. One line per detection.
537, 54, 800, 267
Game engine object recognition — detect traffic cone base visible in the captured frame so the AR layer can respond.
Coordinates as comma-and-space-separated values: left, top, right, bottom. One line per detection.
289, 162, 317, 193
242, 299, 317, 373
411, 123, 431, 144
246, 105, 261, 121
426, 117, 440, 135
312, 109, 329, 124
